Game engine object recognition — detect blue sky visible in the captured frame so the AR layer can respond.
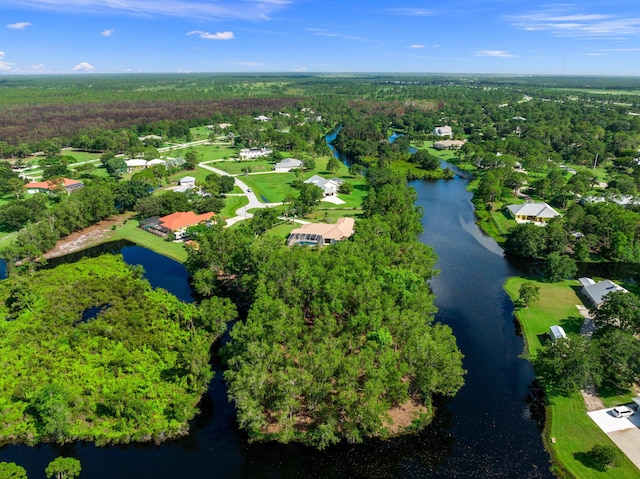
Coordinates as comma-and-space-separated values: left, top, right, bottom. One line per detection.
1, 1, 639, 75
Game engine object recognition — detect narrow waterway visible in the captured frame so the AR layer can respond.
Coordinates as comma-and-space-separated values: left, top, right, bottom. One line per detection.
413, 174, 553, 477
1, 177, 554, 477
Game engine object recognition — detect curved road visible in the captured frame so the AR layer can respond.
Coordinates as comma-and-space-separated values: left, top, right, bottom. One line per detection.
198, 161, 282, 226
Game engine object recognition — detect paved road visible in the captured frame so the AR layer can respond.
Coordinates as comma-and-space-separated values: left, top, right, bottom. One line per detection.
198, 161, 283, 226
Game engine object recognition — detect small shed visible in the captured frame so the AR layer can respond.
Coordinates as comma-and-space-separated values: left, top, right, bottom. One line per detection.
549, 325, 567, 343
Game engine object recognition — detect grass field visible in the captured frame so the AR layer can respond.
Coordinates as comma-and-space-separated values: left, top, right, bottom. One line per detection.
210, 159, 276, 175
504, 277, 640, 478
108, 219, 188, 262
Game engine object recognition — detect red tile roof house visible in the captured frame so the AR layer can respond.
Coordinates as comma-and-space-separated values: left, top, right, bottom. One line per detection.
24, 178, 84, 194
142, 211, 216, 241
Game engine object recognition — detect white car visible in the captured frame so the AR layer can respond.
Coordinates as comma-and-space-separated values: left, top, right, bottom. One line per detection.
247, 188, 252, 193
612, 405, 634, 418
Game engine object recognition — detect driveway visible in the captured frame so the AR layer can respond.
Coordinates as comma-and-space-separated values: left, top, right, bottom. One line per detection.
588, 406, 640, 468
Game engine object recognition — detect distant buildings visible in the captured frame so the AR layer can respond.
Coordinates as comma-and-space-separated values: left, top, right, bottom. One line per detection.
287, 217, 355, 247
25, 178, 84, 194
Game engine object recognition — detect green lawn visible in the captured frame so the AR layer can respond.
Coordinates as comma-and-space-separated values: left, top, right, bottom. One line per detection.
220, 195, 249, 219
64, 150, 103, 163
108, 219, 188, 262
264, 222, 298, 239
172, 143, 236, 162
307, 208, 364, 222
210, 159, 276, 175
504, 278, 584, 356
504, 278, 640, 478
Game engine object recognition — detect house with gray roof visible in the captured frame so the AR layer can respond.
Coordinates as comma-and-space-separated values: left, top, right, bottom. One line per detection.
304, 174, 344, 196
434, 125, 453, 137
274, 157, 302, 172
506, 202, 560, 225
578, 277, 629, 308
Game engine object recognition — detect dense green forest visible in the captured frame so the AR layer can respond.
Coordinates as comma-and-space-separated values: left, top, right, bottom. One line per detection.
0, 254, 236, 445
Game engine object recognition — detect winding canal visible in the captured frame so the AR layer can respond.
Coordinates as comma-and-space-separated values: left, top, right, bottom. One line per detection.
0, 170, 555, 477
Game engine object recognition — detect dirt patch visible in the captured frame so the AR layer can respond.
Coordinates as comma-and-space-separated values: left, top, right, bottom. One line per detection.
581, 383, 605, 411
384, 398, 429, 435
43, 212, 135, 260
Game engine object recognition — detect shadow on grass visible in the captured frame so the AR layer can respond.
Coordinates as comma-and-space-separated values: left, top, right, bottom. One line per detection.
573, 451, 608, 472
559, 315, 584, 335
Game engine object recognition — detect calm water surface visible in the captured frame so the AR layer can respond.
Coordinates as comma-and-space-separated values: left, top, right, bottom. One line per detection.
0, 174, 555, 477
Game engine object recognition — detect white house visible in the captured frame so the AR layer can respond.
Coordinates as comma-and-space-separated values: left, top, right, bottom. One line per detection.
146, 159, 166, 167
434, 126, 453, 137
274, 158, 303, 172
125, 159, 147, 172
179, 176, 196, 187
304, 175, 343, 196
254, 115, 270, 122
578, 277, 629, 308
239, 148, 272, 160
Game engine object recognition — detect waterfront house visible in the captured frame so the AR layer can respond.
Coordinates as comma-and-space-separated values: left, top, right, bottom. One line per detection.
141, 211, 216, 241
433, 139, 466, 150
578, 277, 629, 308
506, 202, 560, 225
287, 217, 355, 246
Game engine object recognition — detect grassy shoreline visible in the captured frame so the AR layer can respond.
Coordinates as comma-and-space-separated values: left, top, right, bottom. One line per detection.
504, 277, 640, 478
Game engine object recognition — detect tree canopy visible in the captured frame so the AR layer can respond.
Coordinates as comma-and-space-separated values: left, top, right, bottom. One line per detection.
0, 255, 235, 445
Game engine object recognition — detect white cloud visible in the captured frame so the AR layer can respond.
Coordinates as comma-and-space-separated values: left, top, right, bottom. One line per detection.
0, 51, 16, 71
1, 0, 288, 21
7, 22, 32, 29
509, 6, 640, 39
409, 44, 425, 49
475, 50, 516, 58
387, 8, 433, 17
73, 61, 96, 72
307, 28, 374, 43
292, 66, 307, 72
101, 29, 114, 37
187, 30, 234, 40
232, 61, 260, 67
